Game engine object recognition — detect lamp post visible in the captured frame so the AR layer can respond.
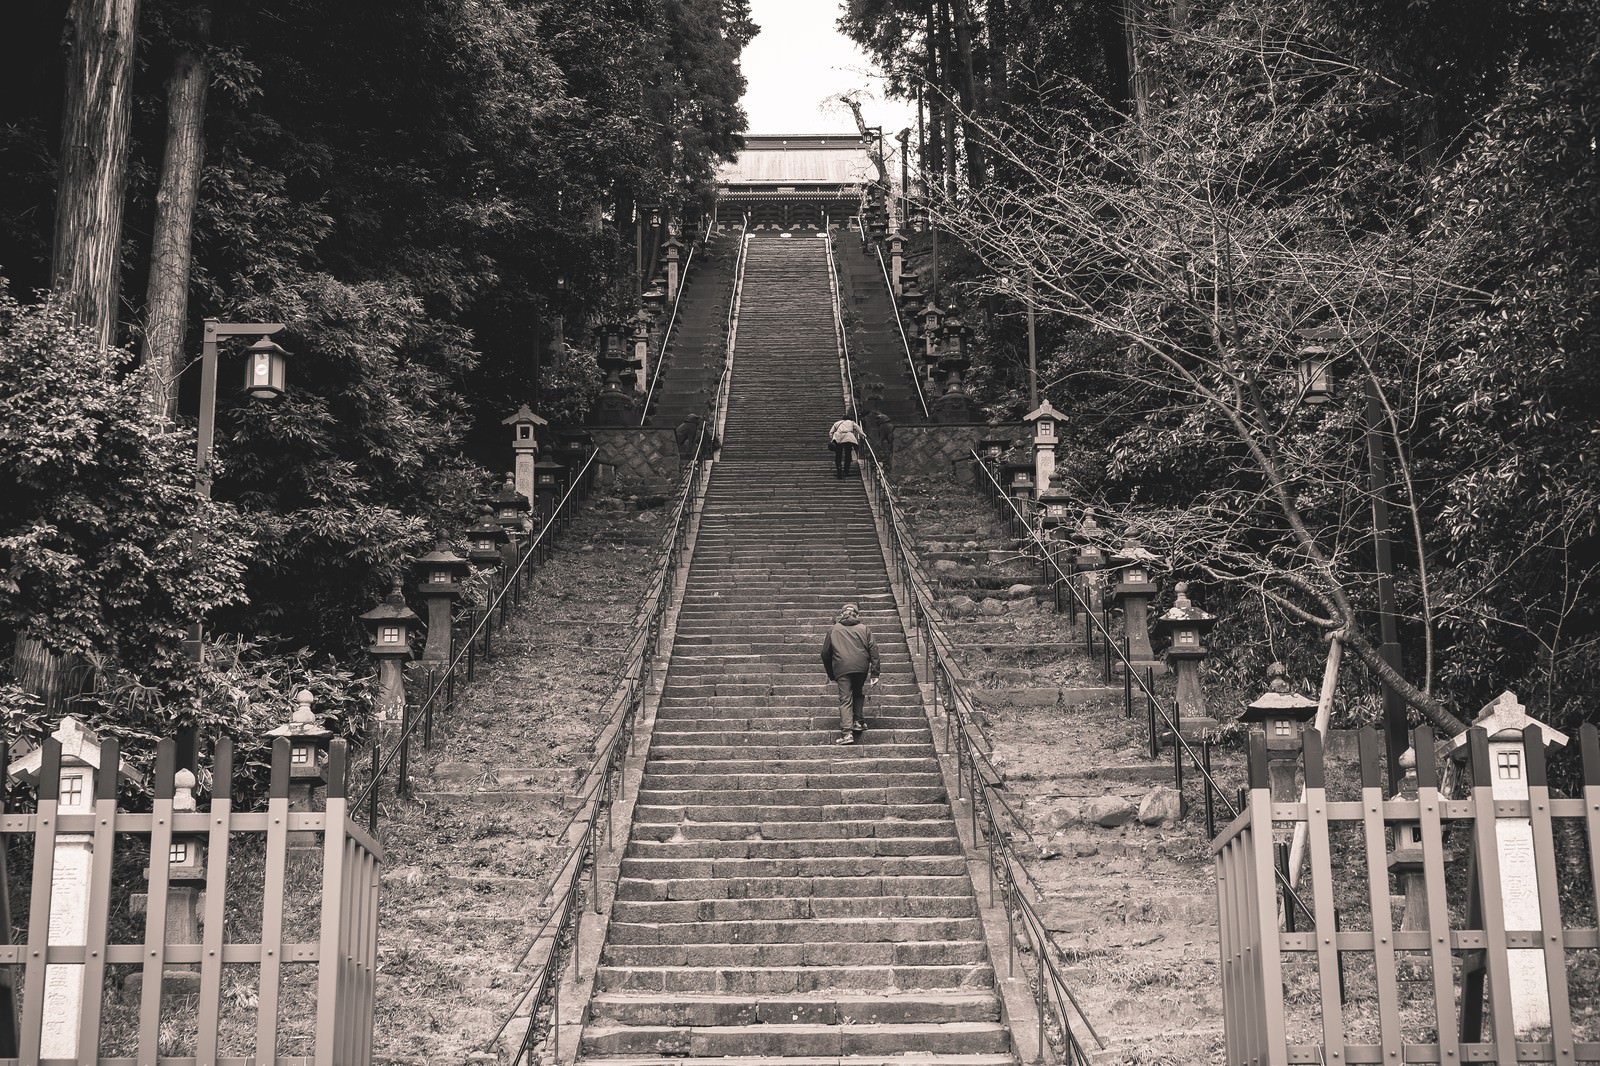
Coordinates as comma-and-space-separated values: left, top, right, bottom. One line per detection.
183, 318, 289, 771
1294, 324, 1406, 793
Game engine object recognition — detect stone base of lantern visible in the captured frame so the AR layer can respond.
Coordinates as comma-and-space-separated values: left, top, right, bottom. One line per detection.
593, 390, 637, 426
1157, 715, 1221, 747
931, 391, 974, 423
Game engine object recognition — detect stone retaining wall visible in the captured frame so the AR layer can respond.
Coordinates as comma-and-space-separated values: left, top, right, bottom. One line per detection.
587, 427, 681, 492
884, 422, 1027, 480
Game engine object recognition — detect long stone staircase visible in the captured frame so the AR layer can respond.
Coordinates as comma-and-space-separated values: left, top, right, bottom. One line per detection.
575, 234, 1016, 1065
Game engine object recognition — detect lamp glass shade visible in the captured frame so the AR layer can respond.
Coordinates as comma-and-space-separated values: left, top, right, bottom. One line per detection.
381, 625, 402, 644
1175, 629, 1198, 646
243, 339, 288, 401
431, 568, 455, 585
1125, 566, 1148, 584
291, 743, 313, 765
1299, 350, 1334, 403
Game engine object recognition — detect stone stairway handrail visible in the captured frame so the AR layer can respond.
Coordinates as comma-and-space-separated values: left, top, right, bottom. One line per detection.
494, 436, 713, 1066
855, 435, 1102, 1065
351, 449, 600, 827
711, 212, 751, 444
872, 240, 931, 419
638, 239, 697, 423
965, 451, 1319, 931
826, 244, 1103, 1061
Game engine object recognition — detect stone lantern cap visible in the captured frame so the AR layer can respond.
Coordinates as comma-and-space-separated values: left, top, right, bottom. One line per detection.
469, 506, 510, 546
500, 404, 548, 433
1447, 690, 1567, 757
1023, 399, 1064, 426
662, 234, 684, 254
534, 450, 568, 477
8, 715, 144, 788
417, 540, 470, 581
360, 580, 421, 644
492, 475, 532, 514
1154, 582, 1217, 634
1240, 663, 1319, 724
266, 690, 334, 743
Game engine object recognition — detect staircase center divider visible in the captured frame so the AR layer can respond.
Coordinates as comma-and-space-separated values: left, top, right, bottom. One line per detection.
825, 224, 1103, 1066
967, 454, 1317, 928
872, 241, 931, 419
352, 450, 597, 832
489, 430, 713, 1066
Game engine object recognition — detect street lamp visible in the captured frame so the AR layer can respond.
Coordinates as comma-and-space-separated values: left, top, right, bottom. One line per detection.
184, 318, 289, 771
196, 319, 289, 496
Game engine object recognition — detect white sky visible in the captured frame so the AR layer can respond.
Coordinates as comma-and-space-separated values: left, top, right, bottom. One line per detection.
740, 0, 916, 138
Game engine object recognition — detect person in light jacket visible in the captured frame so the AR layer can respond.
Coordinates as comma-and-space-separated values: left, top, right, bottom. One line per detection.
820, 602, 880, 744
829, 413, 863, 478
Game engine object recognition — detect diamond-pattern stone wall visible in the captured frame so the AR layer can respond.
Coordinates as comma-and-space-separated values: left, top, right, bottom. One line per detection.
587, 427, 680, 492
885, 422, 1026, 480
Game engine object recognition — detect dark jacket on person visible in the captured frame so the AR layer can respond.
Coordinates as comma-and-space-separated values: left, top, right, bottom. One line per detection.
821, 618, 880, 680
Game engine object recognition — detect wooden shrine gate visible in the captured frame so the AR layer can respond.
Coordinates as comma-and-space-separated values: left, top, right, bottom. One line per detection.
0, 718, 381, 1065
1215, 720, 1599, 1065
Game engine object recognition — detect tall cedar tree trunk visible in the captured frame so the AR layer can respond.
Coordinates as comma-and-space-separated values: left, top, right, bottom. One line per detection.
949, 0, 986, 186
1123, 0, 1152, 163
937, 1, 958, 195
52, 0, 141, 349
142, 8, 211, 420
985, 0, 1009, 108
923, 8, 944, 192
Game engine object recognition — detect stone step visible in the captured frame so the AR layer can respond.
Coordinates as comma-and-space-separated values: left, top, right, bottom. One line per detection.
622, 836, 961, 860
610, 894, 973, 923
594, 963, 994, 995
631, 787, 949, 808
631, 803, 953, 825
617, 854, 965, 880
637, 772, 947, 791
630, 823, 955, 849
585, 990, 1000, 1027
578, 1020, 1012, 1058
643, 756, 940, 775
600, 938, 990, 968
614, 872, 974, 902
604, 915, 982, 946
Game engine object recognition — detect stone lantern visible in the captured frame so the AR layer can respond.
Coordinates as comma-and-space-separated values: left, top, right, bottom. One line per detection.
467, 505, 509, 570
1153, 582, 1219, 734
900, 277, 925, 312
1001, 445, 1035, 514
594, 324, 638, 425
1109, 540, 1164, 675
1024, 399, 1064, 498
501, 404, 548, 505
414, 541, 469, 664
555, 430, 593, 495
1036, 471, 1075, 532
920, 299, 944, 362
975, 437, 1011, 498
492, 474, 532, 534
642, 279, 668, 321
662, 234, 684, 300
888, 230, 905, 292
266, 691, 335, 848
534, 447, 569, 517
631, 310, 652, 393
931, 311, 974, 422
360, 579, 419, 723
1448, 691, 1568, 1036
1238, 663, 1319, 801
1296, 324, 1341, 406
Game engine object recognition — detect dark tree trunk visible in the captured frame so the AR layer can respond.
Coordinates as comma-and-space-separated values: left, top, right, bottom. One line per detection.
51, 0, 141, 349
142, 7, 211, 420
985, 0, 1009, 107
924, 7, 944, 190
949, 0, 986, 186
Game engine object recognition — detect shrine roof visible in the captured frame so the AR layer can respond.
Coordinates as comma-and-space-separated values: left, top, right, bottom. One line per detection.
718, 135, 876, 187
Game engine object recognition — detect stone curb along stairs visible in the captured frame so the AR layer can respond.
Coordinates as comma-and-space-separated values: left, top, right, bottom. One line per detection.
567, 234, 1021, 1066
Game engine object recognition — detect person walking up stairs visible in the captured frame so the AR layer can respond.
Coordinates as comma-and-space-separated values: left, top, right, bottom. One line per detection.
574, 234, 1016, 1065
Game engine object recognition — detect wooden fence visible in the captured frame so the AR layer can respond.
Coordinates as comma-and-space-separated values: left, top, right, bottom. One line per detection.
1215, 724, 1600, 1065
0, 726, 381, 1065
